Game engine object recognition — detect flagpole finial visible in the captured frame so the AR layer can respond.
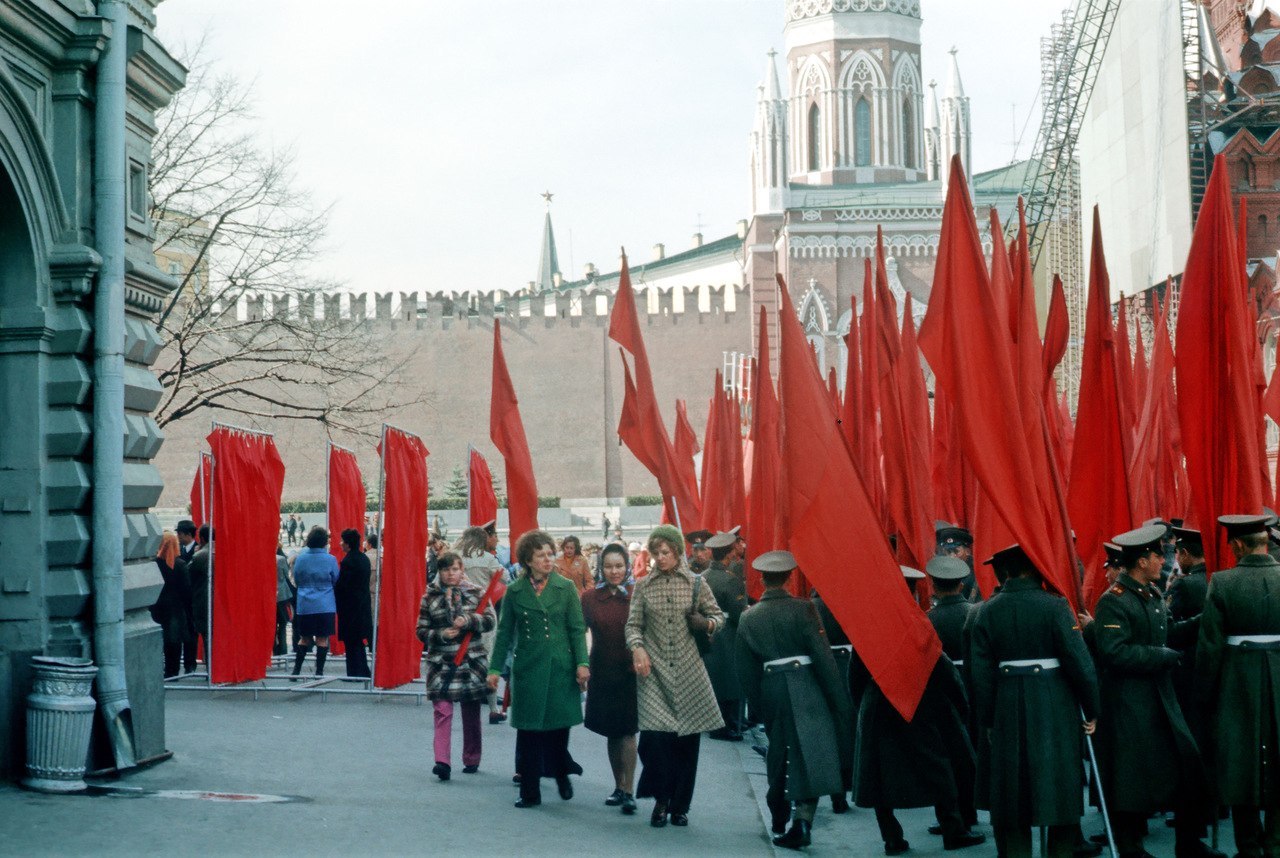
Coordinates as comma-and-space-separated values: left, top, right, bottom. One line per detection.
541, 190, 554, 208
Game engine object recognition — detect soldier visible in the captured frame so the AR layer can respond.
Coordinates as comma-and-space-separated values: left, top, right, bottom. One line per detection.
735, 550, 850, 850
1096, 525, 1220, 858
811, 586, 855, 814
926, 555, 978, 837
703, 530, 747, 741
685, 530, 713, 574
1166, 526, 1208, 731
969, 544, 1099, 858
937, 523, 976, 598
1197, 514, 1280, 858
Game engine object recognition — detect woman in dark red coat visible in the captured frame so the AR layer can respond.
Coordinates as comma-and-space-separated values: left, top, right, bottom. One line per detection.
581, 543, 638, 815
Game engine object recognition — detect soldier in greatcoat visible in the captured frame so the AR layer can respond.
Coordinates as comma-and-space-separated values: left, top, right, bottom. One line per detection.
704, 530, 748, 741
1166, 526, 1209, 741
926, 555, 979, 836
936, 523, 977, 599
735, 550, 849, 850
1096, 525, 1220, 858
1197, 514, 1280, 858
969, 544, 1099, 858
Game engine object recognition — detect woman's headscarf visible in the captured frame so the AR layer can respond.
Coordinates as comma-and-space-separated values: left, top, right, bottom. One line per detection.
157, 531, 180, 569
595, 543, 634, 594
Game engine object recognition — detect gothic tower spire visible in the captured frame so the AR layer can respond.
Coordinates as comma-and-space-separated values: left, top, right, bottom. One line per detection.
939, 47, 972, 197
534, 191, 561, 293
924, 79, 941, 181
751, 48, 788, 215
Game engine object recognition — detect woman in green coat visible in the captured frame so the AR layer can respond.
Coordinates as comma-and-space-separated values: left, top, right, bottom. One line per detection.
487, 529, 590, 809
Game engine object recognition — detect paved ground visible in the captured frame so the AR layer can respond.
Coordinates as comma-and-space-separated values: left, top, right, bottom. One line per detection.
0, 686, 1230, 857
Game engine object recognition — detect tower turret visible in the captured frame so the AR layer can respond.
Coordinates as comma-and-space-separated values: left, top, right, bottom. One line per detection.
939, 47, 972, 197
534, 192, 561, 293
751, 49, 789, 215
923, 79, 941, 181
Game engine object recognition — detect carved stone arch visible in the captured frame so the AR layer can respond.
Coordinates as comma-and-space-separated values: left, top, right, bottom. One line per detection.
796, 53, 834, 97
892, 54, 921, 92
839, 49, 886, 90
797, 281, 833, 335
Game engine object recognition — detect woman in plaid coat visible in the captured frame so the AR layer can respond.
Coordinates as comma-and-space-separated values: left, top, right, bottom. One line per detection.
417, 551, 496, 781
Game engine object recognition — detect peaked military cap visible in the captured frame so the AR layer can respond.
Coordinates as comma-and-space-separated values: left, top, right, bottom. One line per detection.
983, 544, 1029, 568
1170, 525, 1202, 548
752, 549, 797, 573
1218, 514, 1271, 538
1112, 524, 1168, 562
1102, 542, 1124, 568
1141, 517, 1172, 537
926, 555, 970, 581
900, 565, 926, 579
936, 524, 974, 547
705, 531, 737, 550
685, 530, 714, 547
728, 524, 742, 536
1271, 527, 1280, 547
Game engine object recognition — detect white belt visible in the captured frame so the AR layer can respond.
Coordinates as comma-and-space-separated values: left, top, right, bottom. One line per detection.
830, 645, 853, 653
999, 658, 1060, 669
764, 655, 813, 669
951, 659, 964, 666
1226, 635, 1280, 645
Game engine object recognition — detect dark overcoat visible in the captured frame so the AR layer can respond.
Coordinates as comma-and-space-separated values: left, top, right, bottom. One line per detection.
703, 562, 747, 700
850, 650, 973, 812
969, 577, 1099, 828
1094, 573, 1205, 814
334, 550, 373, 643
153, 556, 194, 646
1196, 553, 1280, 805
736, 589, 849, 802
1165, 563, 1208, 736
188, 546, 210, 637
489, 572, 588, 730
929, 594, 975, 662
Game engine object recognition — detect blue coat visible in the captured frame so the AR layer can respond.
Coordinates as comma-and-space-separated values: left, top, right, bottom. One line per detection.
293, 548, 339, 615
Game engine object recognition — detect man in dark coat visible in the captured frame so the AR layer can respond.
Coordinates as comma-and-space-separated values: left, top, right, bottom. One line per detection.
176, 519, 198, 562
334, 529, 373, 678
812, 588, 854, 813
969, 544, 1099, 858
1197, 514, 1280, 858
735, 550, 850, 850
189, 525, 212, 658
937, 523, 976, 599
1166, 526, 1208, 738
926, 555, 979, 835
853, 566, 984, 855
704, 530, 747, 740
685, 530, 713, 574
1096, 525, 1220, 858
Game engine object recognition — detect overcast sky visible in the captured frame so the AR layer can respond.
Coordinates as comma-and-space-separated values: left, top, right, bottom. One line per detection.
155, 1, 1065, 294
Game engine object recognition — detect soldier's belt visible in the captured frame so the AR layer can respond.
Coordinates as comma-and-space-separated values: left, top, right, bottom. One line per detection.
830, 645, 853, 654
1226, 634, 1280, 649
998, 658, 1060, 676
951, 659, 964, 666
764, 655, 813, 672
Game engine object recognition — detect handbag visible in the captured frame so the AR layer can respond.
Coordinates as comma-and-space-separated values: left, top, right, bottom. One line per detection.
689, 574, 712, 656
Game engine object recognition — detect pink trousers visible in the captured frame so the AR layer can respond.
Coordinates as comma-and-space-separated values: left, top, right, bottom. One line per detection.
433, 700, 482, 767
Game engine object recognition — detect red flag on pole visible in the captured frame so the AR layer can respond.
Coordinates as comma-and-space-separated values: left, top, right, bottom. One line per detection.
674, 399, 701, 467
700, 372, 730, 533
326, 443, 366, 656
190, 452, 212, 532
1131, 298, 1174, 523
744, 306, 782, 602
777, 274, 941, 721
374, 426, 429, 689
491, 319, 539, 544
841, 294, 863, 456
467, 447, 499, 529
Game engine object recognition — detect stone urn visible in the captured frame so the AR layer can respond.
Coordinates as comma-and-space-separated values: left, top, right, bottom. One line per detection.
23, 656, 98, 793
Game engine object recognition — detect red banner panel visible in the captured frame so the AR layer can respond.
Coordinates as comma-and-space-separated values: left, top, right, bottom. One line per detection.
190, 452, 212, 531
327, 444, 366, 655
209, 427, 285, 684
468, 448, 498, 528
374, 427, 429, 689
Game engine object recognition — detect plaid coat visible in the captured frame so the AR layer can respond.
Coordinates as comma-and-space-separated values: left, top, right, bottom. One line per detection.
625, 562, 726, 736
416, 582, 496, 703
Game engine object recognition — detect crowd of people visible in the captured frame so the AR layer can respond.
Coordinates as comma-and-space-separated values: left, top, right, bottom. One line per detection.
147, 510, 1280, 858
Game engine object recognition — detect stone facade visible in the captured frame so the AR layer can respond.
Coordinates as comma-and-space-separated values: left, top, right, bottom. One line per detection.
0, 0, 183, 779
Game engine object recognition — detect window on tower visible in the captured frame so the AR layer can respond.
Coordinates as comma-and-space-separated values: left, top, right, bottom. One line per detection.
808, 103, 821, 172
855, 99, 872, 167
902, 98, 915, 169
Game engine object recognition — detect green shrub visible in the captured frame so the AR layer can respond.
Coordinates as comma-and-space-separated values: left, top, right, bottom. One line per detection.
625, 495, 663, 506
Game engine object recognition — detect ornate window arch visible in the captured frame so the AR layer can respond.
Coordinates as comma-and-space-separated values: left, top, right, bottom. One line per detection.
796, 56, 832, 173
892, 55, 923, 169
838, 51, 885, 168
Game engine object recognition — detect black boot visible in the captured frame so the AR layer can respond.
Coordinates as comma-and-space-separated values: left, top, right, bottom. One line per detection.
773, 820, 811, 850
314, 645, 328, 677
292, 644, 311, 676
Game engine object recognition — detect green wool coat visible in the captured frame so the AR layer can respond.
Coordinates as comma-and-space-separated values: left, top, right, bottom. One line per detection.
489, 572, 589, 731
1196, 553, 1280, 806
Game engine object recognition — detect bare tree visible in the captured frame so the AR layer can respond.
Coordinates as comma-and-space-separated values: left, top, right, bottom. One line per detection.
149, 49, 421, 435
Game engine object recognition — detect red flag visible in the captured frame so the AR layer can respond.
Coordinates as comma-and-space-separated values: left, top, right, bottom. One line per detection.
1133, 318, 1150, 423
675, 399, 700, 463
326, 443, 366, 656
777, 274, 941, 721
917, 157, 1079, 612
1042, 275, 1069, 394
453, 567, 507, 667
827, 368, 841, 413
727, 393, 748, 533
1176, 155, 1265, 573
190, 452, 212, 532
859, 261, 886, 519
700, 372, 730, 533
617, 355, 657, 475
467, 447, 499, 528
491, 319, 539, 544
1131, 298, 1174, 523
1113, 298, 1138, 453
374, 426, 429, 689
745, 307, 782, 602
841, 295, 863, 456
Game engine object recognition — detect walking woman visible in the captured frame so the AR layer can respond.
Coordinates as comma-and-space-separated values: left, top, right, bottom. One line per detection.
152, 531, 195, 678
556, 535, 594, 593
291, 526, 340, 678
334, 529, 373, 678
417, 551, 496, 780
582, 543, 639, 815
626, 525, 725, 828
458, 525, 507, 722
487, 529, 590, 808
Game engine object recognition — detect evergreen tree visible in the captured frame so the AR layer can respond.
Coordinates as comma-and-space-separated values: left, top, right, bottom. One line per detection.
444, 465, 468, 500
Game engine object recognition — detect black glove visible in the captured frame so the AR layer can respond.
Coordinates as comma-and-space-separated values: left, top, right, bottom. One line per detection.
686, 610, 711, 635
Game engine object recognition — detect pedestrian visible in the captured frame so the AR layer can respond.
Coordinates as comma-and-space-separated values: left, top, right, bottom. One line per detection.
427, 531, 447, 582
176, 519, 198, 563
274, 543, 293, 657
487, 529, 590, 808
152, 531, 195, 678
189, 524, 212, 661
852, 565, 984, 855
969, 544, 1100, 858
685, 530, 714, 574
736, 550, 850, 850
458, 524, 507, 722
1197, 514, 1280, 858
626, 524, 725, 828
291, 526, 340, 678
1096, 525, 1220, 858
418, 550, 496, 781
602, 513, 611, 540
703, 530, 748, 741
555, 535, 594, 593
810, 587, 855, 814
335, 528, 373, 678
581, 543, 639, 815
935, 523, 976, 599
286, 513, 298, 546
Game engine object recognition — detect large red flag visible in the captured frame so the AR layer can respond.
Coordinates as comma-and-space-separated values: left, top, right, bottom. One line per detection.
491, 319, 539, 543
327, 443, 366, 656
467, 447, 499, 528
208, 427, 284, 684
918, 157, 1079, 611
1131, 298, 1174, 523
1113, 298, 1138, 454
777, 274, 941, 720
859, 261, 885, 520
700, 372, 730, 533
1068, 210, 1136, 608
190, 452, 212, 531
1042, 275, 1069, 394
617, 355, 657, 476
674, 399, 701, 472
374, 426, 429, 689
608, 253, 702, 529
841, 294, 864, 457
1176, 155, 1265, 573
745, 307, 782, 602
727, 393, 748, 532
